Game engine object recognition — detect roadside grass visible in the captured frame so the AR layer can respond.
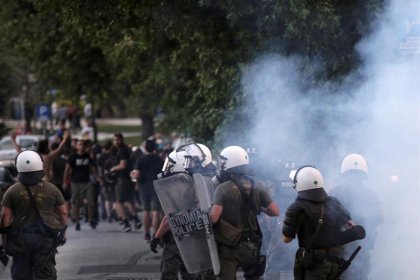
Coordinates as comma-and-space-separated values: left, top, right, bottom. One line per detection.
96, 124, 140, 133
97, 135, 143, 145
3, 121, 144, 146
96, 124, 143, 146
124, 136, 143, 146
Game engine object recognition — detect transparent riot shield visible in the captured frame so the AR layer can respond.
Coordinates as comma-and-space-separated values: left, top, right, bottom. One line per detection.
154, 173, 214, 274
192, 173, 220, 275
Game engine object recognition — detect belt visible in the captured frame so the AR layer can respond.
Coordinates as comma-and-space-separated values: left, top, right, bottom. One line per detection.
21, 228, 45, 235
297, 247, 344, 264
241, 231, 260, 242
21, 227, 56, 237
310, 247, 342, 255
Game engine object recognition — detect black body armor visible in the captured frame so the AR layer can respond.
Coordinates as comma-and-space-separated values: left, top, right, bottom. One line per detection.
283, 190, 351, 249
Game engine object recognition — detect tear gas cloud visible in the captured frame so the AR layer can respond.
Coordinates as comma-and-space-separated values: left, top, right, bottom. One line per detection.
235, 0, 419, 278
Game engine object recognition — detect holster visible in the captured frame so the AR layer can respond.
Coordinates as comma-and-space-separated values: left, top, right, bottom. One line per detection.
297, 248, 344, 271
253, 254, 267, 277
297, 249, 323, 270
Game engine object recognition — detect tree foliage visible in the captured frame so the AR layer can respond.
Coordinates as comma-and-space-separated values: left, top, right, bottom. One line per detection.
0, 0, 385, 142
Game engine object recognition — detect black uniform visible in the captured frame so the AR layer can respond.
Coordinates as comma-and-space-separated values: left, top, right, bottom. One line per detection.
282, 188, 352, 280
330, 176, 382, 280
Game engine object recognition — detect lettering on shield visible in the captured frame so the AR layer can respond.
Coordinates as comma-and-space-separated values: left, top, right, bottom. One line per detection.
168, 208, 210, 237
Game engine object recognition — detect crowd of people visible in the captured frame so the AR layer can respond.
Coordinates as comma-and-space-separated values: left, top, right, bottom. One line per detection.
0, 119, 382, 280
6, 122, 176, 235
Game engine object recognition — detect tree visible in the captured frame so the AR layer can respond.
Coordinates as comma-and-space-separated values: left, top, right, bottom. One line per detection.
0, 0, 386, 143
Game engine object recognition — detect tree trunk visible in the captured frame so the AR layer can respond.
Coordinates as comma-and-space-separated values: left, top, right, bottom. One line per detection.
140, 113, 154, 139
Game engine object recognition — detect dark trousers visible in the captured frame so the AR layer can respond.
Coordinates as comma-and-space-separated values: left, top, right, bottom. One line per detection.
9, 234, 56, 280
293, 250, 340, 280
161, 242, 196, 280
218, 242, 261, 280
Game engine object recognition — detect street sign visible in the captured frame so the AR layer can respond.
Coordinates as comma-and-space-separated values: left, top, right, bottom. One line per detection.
36, 104, 51, 122
400, 19, 420, 55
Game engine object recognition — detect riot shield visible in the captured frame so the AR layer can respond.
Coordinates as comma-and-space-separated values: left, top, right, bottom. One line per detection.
192, 173, 220, 275
154, 173, 215, 274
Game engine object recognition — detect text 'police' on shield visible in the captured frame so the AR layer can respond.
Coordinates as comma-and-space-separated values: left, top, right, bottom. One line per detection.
168, 208, 210, 237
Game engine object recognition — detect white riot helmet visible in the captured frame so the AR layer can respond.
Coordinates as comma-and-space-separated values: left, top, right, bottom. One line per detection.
218, 146, 249, 174
197, 143, 212, 167
341, 154, 368, 174
293, 166, 324, 192
162, 150, 187, 174
176, 143, 212, 169
15, 150, 45, 185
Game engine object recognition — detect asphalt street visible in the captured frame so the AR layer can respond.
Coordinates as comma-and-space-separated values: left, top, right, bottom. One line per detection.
2, 220, 162, 280
1, 218, 293, 280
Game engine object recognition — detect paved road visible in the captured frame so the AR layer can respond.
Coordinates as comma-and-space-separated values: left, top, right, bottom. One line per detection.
2, 220, 161, 280
1, 218, 293, 280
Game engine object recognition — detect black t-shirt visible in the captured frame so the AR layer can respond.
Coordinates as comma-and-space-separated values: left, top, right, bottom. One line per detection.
67, 153, 94, 183
51, 155, 66, 186
98, 153, 111, 176
135, 154, 164, 194
116, 144, 131, 178
98, 152, 118, 184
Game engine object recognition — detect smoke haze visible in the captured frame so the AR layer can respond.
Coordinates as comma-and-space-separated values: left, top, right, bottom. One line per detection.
237, 0, 420, 278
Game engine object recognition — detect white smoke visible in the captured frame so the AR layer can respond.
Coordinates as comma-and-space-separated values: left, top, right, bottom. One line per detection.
355, 1, 420, 279
240, 0, 420, 279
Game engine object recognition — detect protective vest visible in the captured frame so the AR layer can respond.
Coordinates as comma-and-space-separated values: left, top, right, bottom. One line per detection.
283, 196, 350, 249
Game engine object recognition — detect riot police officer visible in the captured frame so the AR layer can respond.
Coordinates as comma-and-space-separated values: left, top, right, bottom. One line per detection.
151, 149, 196, 280
210, 146, 280, 280
152, 143, 218, 280
330, 154, 382, 280
282, 166, 364, 280
1, 150, 68, 279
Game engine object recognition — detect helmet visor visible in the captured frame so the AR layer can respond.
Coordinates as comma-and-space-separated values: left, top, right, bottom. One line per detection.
176, 143, 205, 166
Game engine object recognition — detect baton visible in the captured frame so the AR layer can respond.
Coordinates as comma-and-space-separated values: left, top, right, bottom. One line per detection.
40, 225, 68, 270
334, 245, 361, 280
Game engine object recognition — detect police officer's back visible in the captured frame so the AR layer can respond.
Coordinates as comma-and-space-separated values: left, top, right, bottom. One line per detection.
1, 150, 68, 280
282, 166, 364, 280
210, 146, 280, 280
330, 154, 382, 280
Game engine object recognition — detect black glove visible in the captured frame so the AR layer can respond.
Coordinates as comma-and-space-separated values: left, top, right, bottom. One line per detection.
0, 245, 9, 266
150, 237, 163, 253
58, 235, 67, 246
